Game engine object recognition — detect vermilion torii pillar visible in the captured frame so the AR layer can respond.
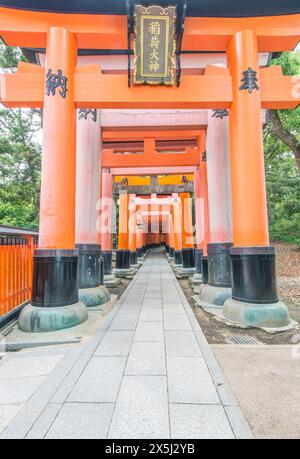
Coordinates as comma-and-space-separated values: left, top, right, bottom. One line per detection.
193, 154, 210, 285
19, 27, 88, 332
168, 210, 176, 259
75, 108, 110, 307
180, 192, 195, 273
128, 194, 138, 266
101, 168, 114, 276
224, 30, 290, 329
172, 193, 183, 266
198, 111, 233, 308
114, 191, 131, 273
136, 207, 144, 258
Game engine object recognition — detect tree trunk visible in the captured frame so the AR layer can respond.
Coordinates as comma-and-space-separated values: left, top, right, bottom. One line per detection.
268, 109, 300, 174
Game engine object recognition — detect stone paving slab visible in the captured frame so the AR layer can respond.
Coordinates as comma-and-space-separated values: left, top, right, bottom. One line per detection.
169, 404, 234, 439
165, 331, 202, 357
46, 403, 115, 439
0, 355, 63, 379
68, 356, 127, 403
0, 405, 23, 433
0, 249, 252, 439
95, 330, 134, 357
0, 377, 46, 405
125, 341, 166, 376
108, 375, 169, 439
134, 321, 164, 342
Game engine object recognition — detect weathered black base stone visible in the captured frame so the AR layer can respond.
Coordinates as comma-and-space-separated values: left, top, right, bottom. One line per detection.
115, 249, 130, 270
201, 256, 208, 284
174, 250, 183, 265
224, 246, 292, 329
130, 250, 138, 265
207, 242, 233, 288
169, 247, 175, 258
31, 249, 79, 308
182, 248, 195, 269
76, 244, 102, 289
102, 250, 113, 275
136, 248, 143, 258
195, 249, 203, 274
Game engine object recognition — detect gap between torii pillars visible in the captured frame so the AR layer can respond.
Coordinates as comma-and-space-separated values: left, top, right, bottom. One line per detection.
19, 27, 88, 332
223, 29, 291, 329
75, 108, 110, 307
198, 111, 233, 307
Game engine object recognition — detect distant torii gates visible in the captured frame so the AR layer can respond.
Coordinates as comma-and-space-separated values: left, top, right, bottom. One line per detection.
0, 4, 299, 332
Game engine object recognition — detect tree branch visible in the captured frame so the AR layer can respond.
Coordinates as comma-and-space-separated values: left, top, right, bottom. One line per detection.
268, 109, 300, 174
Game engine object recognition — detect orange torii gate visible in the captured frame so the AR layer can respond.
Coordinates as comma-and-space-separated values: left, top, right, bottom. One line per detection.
0, 3, 299, 332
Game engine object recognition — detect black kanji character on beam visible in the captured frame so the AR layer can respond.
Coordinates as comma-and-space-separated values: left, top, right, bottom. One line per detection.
239, 67, 259, 94
78, 109, 97, 122
201, 151, 207, 162
212, 109, 229, 119
181, 175, 188, 184
45, 69, 68, 98
121, 177, 129, 186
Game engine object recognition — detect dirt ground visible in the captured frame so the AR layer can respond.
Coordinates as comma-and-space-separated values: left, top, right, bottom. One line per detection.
179, 241, 300, 345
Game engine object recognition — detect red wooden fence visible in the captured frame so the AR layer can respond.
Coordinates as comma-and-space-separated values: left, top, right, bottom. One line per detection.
0, 227, 38, 319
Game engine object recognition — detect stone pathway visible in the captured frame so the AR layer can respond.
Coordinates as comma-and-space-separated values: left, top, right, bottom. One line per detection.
0, 249, 252, 439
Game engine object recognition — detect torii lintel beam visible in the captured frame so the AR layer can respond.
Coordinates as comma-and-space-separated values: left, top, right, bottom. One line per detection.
102, 130, 201, 142
110, 167, 197, 176
1, 62, 298, 110
0, 7, 300, 51
102, 149, 200, 168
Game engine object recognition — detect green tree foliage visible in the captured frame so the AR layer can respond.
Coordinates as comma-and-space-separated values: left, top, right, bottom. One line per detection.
266, 153, 300, 246
0, 40, 41, 229
264, 51, 300, 246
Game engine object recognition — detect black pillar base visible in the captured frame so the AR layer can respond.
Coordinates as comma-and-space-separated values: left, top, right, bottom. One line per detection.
195, 249, 203, 274
230, 246, 279, 304
130, 250, 138, 265
165, 245, 170, 254
76, 244, 101, 289
174, 250, 183, 265
115, 249, 130, 270
169, 247, 175, 258
102, 250, 113, 275
223, 246, 291, 329
201, 256, 208, 284
31, 249, 79, 307
136, 248, 143, 258
19, 248, 88, 332
207, 242, 233, 288
100, 256, 104, 285
182, 248, 195, 269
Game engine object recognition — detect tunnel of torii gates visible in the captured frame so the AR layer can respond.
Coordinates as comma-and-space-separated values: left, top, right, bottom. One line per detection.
0, 1, 300, 333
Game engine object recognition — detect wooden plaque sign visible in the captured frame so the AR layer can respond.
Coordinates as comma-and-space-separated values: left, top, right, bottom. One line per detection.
134, 4, 176, 85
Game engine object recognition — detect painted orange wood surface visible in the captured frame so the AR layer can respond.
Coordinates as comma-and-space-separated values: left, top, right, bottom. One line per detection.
0, 7, 299, 51
0, 237, 36, 318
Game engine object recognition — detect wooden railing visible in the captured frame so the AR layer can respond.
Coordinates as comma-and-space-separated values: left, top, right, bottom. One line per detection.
0, 225, 38, 319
